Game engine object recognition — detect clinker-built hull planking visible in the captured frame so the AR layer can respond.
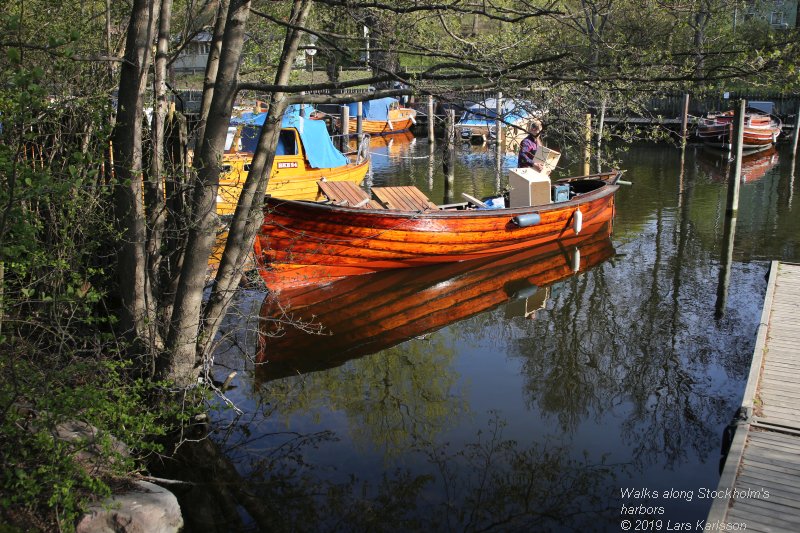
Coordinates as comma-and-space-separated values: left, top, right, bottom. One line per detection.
254, 172, 621, 290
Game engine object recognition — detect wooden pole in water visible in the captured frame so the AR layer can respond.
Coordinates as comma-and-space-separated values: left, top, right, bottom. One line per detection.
583, 113, 592, 175
428, 95, 435, 141
496, 92, 503, 186
792, 104, 800, 157
495, 92, 503, 146
681, 93, 690, 147
443, 108, 456, 203
726, 99, 746, 215
356, 101, 363, 145
340, 104, 349, 152
718, 99, 746, 317
597, 97, 606, 152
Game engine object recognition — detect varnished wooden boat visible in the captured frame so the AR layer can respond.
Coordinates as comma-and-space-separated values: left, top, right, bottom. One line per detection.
342, 97, 417, 135
218, 107, 370, 215
255, 223, 615, 377
254, 170, 623, 290
696, 108, 782, 151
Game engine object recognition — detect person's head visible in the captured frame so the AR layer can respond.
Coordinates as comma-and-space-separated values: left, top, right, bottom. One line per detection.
529, 119, 542, 136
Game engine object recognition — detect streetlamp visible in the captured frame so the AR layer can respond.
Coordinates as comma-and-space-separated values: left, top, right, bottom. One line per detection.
307, 35, 318, 84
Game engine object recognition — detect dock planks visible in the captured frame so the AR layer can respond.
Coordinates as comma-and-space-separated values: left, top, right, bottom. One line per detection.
707, 261, 800, 530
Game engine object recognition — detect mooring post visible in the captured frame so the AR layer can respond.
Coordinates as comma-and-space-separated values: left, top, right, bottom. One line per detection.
428, 95, 435, 141
356, 101, 363, 146
792, 104, 800, 157
597, 96, 606, 152
495, 92, 503, 146
726, 99, 746, 215
340, 104, 349, 152
496, 92, 503, 187
443, 108, 456, 203
681, 93, 690, 147
584, 113, 592, 175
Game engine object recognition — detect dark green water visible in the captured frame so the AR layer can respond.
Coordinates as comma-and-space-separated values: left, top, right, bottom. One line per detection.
196, 137, 799, 532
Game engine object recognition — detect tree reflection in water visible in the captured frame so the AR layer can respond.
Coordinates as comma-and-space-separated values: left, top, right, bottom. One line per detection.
161, 410, 617, 532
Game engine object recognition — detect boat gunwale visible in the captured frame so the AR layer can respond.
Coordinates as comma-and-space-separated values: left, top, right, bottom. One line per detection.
263, 171, 622, 220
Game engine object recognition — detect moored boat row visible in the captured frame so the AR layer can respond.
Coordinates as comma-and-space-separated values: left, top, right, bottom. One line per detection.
695, 107, 782, 152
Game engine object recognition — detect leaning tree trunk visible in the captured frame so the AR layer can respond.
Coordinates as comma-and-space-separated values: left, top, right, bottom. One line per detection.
199, 0, 313, 360
162, 0, 251, 386
194, 0, 230, 155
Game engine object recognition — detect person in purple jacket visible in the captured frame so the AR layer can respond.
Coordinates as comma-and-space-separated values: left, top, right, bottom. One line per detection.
517, 119, 544, 170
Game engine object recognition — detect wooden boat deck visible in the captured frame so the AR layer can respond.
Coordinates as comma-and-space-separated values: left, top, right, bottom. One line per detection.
318, 181, 437, 211
317, 180, 380, 208
371, 186, 438, 211
707, 261, 800, 530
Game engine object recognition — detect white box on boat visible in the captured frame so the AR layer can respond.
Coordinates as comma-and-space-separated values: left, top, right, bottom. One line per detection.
508, 167, 551, 207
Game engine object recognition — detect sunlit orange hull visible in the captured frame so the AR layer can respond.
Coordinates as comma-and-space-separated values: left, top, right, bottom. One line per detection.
347, 107, 417, 135
255, 223, 615, 374
254, 172, 621, 291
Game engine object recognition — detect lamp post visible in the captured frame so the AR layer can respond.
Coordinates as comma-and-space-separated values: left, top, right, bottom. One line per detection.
307, 35, 318, 84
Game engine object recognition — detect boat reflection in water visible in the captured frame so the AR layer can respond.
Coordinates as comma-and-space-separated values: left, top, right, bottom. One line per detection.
698, 145, 779, 183
366, 131, 416, 174
255, 222, 615, 382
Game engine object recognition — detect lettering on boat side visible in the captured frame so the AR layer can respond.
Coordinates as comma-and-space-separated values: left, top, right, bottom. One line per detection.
277, 162, 299, 169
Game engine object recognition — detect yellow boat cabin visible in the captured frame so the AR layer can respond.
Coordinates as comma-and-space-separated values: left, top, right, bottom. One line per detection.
218, 105, 370, 215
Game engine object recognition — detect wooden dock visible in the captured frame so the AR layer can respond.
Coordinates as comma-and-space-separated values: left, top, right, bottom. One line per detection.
707, 261, 800, 531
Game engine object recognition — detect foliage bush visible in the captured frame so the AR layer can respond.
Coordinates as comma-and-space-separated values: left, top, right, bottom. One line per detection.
0, 24, 184, 532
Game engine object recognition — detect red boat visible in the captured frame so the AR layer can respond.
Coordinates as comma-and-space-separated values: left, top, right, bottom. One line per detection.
255, 223, 615, 374
254, 170, 623, 290
696, 108, 782, 151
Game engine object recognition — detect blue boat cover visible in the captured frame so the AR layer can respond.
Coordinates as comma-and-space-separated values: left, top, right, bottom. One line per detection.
347, 97, 398, 121
457, 99, 534, 126
230, 105, 348, 169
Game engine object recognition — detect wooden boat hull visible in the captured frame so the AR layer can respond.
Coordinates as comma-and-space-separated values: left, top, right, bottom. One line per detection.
347, 107, 417, 135
255, 222, 615, 373
254, 172, 621, 290
696, 111, 781, 150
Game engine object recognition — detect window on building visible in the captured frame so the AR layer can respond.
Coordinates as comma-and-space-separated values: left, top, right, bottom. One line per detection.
771, 11, 784, 25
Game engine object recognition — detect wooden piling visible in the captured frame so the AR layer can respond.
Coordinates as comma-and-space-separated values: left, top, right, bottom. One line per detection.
443, 109, 456, 203
583, 113, 592, 176
427, 95, 435, 141
356, 101, 363, 145
496, 92, 503, 185
495, 92, 503, 147
792, 104, 800, 157
680, 93, 690, 146
340, 105, 349, 152
726, 99, 745, 215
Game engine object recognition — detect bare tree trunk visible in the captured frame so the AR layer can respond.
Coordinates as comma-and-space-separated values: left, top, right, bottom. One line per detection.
692, 7, 709, 80
162, 0, 252, 386
194, 0, 230, 154
113, 0, 160, 358
143, 0, 174, 362
160, 110, 190, 332
199, 0, 313, 359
